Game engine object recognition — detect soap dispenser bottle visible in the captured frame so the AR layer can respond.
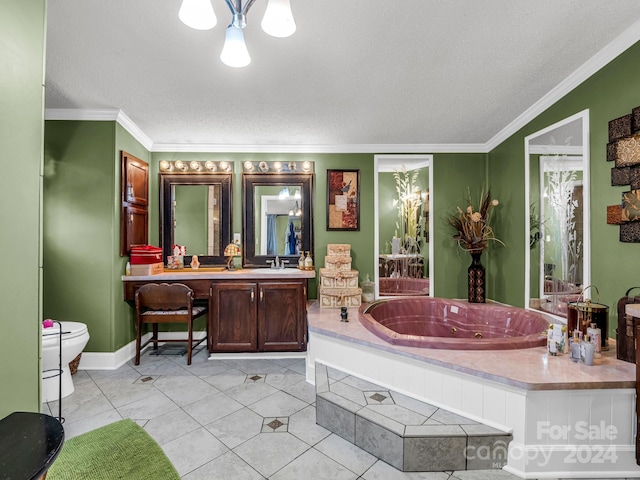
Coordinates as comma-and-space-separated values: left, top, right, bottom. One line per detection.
304, 251, 313, 269
298, 253, 305, 269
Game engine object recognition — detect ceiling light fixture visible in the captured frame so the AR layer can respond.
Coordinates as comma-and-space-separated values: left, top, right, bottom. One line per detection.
288, 201, 302, 217
179, 0, 296, 68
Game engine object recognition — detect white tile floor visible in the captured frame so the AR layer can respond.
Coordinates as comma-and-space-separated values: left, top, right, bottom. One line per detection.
43, 348, 639, 480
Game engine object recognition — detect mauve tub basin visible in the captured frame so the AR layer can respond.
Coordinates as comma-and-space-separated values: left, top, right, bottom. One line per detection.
358, 297, 549, 350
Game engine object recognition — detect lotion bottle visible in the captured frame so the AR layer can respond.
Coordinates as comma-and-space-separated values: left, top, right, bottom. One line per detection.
582, 334, 595, 365
570, 330, 581, 362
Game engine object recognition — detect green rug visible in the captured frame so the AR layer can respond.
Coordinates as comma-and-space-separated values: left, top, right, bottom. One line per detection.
47, 419, 180, 480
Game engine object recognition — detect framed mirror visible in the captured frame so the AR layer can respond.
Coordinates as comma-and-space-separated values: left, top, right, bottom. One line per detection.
525, 110, 590, 316
243, 173, 314, 268
160, 173, 232, 266
374, 155, 433, 299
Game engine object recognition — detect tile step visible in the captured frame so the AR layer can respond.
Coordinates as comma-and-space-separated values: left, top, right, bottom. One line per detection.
314, 362, 511, 472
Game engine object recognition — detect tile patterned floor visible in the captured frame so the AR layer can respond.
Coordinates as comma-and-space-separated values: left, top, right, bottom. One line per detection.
43, 348, 639, 480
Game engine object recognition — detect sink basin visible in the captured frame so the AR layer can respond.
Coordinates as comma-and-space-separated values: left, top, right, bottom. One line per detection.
246, 268, 296, 273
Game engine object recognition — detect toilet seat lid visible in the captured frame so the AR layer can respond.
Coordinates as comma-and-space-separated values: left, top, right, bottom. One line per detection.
42, 321, 88, 340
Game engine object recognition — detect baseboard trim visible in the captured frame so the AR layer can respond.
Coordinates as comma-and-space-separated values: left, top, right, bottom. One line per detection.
77, 331, 207, 370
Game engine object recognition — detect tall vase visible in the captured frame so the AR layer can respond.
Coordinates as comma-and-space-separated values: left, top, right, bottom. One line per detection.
468, 251, 486, 303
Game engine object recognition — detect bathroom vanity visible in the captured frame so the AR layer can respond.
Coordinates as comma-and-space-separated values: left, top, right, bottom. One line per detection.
122, 268, 316, 353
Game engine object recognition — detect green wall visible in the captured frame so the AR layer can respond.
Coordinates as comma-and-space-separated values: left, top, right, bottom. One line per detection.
43, 121, 150, 354
0, 0, 46, 417
489, 40, 640, 339
432, 153, 489, 298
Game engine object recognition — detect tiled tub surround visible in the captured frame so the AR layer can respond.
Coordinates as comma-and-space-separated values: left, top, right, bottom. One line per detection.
307, 302, 639, 479
315, 362, 513, 472
359, 297, 550, 350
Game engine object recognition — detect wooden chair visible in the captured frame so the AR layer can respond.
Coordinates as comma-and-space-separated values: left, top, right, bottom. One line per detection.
134, 283, 208, 365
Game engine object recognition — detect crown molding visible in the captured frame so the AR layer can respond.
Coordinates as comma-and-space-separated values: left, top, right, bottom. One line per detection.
44, 108, 120, 121
485, 18, 640, 152
115, 110, 153, 150
150, 142, 485, 154
44, 108, 153, 150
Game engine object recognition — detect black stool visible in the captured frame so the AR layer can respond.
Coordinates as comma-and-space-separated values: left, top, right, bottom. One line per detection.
0, 412, 64, 479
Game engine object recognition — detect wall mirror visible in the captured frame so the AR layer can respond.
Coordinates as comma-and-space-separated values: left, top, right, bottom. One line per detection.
160, 173, 232, 266
243, 172, 314, 268
525, 110, 590, 316
374, 155, 433, 298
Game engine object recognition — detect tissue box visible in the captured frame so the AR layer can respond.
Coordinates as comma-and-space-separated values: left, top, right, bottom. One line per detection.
319, 268, 359, 288
130, 262, 164, 276
130, 245, 163, 264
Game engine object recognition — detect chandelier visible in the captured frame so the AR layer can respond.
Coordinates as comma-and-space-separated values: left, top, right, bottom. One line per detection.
179, 0, 296, 68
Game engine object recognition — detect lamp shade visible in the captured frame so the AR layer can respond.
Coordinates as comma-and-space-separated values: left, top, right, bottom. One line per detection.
261, 0, 296, 38
179, 0, 217, 30
220, 26, 251, 68
224, 243, 242, 269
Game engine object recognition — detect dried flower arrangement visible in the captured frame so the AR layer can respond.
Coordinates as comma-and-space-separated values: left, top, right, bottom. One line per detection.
447, 188, 503, 253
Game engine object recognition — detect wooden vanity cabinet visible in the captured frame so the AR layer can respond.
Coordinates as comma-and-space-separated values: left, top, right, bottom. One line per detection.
210, 280, 307, 353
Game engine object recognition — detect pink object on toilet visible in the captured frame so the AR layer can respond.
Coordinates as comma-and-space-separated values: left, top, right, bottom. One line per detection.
43, 319, 54, 328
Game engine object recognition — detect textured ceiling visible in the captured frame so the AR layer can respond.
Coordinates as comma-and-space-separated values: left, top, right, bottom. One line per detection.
45, 0, 640, 150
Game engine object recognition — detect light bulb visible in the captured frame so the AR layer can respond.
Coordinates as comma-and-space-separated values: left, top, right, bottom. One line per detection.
179, 0, 217, 30
261, 0, 296, 38
220, 26, 250, 68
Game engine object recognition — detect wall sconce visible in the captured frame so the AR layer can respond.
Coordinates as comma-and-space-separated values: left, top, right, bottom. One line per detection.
159, 160, 173, 171
159, 160, 233, 173
242, 160, 314, 173
205, 161, 217, 172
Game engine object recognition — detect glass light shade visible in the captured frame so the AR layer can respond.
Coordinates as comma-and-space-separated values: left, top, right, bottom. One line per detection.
220, 26, 251, 68
261, 0, 296, 38
179, 0, 217, 30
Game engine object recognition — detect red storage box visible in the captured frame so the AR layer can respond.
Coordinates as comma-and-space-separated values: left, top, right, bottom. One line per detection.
130, 245, 163, 265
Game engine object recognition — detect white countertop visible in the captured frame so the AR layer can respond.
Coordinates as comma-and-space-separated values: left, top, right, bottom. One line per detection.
123, 267, 317, 281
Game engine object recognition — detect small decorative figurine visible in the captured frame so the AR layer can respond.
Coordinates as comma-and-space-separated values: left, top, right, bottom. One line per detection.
340, 307, 348, 322
190, 255, 200, 269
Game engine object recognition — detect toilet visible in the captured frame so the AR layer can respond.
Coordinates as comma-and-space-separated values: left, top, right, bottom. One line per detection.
41, 321, 90, 403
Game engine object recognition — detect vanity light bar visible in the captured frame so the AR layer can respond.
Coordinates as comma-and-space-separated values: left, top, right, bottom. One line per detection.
242, 160, 314, 173
159, 160, 232, 173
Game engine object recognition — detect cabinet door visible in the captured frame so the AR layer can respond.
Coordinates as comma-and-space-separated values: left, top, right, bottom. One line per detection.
258, 281, 306, 351
122, 151, 148, 206
210, 282, 257, 352
120, 151, 149, 255
122, 204, 148, 254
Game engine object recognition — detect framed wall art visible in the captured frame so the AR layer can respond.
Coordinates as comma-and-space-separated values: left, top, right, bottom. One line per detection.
327, 169, 360, 231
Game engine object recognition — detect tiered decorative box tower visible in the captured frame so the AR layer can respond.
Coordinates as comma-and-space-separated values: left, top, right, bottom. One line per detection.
319, 244, 361, 308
